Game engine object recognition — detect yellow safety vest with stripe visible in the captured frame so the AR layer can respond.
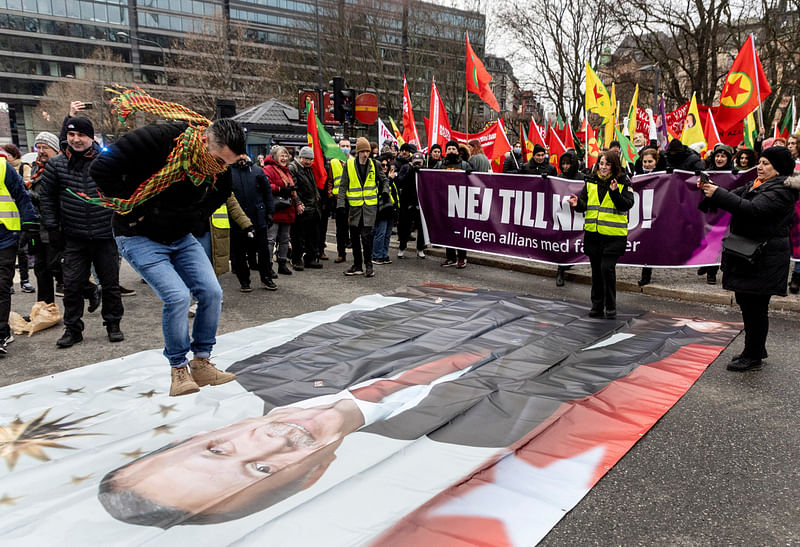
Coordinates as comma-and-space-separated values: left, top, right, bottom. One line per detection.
0, 158, 21, 231
345, 158, 378, 207
211, 204, 230, 229
331, 158, 344, 196
583, 181, 628, 237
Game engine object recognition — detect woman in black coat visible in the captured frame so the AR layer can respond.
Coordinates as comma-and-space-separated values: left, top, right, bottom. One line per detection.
699, 146, 799, 371
568, 151, 634, 318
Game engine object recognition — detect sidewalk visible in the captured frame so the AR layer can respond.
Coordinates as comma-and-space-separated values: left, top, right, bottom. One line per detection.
327, 228, 800, 313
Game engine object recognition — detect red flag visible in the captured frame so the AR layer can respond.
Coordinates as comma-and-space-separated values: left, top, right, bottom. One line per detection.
547, 127, 567, 168
529, 118, 546, 148
715, 34, 772, 131
490, 118, 513, 172
520, 122, 532, 162
465, 32, 500, 112
585, 123, 600, 170
305, 100, 326, 189
426, 79, 453, 150
704, 110, 723, 151
402, 76, 421, 147
563, 122, 575, 150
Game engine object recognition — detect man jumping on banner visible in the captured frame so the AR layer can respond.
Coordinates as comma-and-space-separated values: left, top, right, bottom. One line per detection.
89, 87, 246, 397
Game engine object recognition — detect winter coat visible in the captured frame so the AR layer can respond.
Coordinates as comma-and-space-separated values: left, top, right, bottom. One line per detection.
208, 195, 253, 276
502, 151, 523, 173
39, 142, 114, 239
469, 152, 491, 173
665, 144, 705, 172
289, 159, 320, 215
90, 122, 233, 244
557, 150, 583, 180
0, 158, 38, 251
336, 157, 389, 227
574, 171, 634, 257
707, 174, 799, 296
230, 158, 272, 231
262, 156, 296, 225
434, 157, 472, 173
521, 158, 557, 177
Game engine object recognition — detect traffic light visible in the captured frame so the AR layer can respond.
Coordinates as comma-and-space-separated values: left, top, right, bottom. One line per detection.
341, 89, 355, 122
331, 77, 344, 122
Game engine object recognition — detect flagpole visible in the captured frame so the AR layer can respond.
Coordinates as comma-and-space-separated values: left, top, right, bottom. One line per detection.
751, 33, 765, 133
466, 88, 469, 134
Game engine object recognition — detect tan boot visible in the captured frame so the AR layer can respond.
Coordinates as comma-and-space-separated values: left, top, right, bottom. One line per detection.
189, 357, 236, 387
170, 366, 200, 397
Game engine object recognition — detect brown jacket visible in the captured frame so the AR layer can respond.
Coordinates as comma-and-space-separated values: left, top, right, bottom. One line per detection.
209, 195, 252, 276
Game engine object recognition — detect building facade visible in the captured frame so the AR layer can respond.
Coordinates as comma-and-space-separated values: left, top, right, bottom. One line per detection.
0, 0, 485, 148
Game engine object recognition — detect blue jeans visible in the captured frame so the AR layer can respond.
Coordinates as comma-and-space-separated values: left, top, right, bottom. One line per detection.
115, 234, 222, 367
373, 218, 393, 259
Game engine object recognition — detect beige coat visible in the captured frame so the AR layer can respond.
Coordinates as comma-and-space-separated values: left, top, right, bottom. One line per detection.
210, 195, 252, 276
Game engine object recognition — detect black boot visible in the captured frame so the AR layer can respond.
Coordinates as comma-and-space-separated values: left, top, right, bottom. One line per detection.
87, 285, 101, 313
106, 322, 125, 343
790, 272, 800, 294
277, 261, 292, 275
638, 267, 652, 287
56, 329, 83, 348
556, 267, 565, 287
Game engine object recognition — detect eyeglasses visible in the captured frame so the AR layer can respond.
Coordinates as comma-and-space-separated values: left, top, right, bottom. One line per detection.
381, 163, 388, 168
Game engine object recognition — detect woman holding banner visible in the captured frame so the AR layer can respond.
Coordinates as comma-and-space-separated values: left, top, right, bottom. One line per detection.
568, 151, 634, 319
698, 146, 799, 372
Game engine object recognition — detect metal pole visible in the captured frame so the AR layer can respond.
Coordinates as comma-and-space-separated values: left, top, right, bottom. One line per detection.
314, 0, 324, 112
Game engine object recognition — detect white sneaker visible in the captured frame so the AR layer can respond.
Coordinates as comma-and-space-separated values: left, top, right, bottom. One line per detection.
397, 250, 405, 259
417, 250, 426, 259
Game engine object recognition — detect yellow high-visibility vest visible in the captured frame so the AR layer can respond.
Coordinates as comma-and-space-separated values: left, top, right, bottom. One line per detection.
331, 158, 343, 196
211, 204, 230, 229
583, 181, 628, 237
0, 158, 21, 231
345, 158, 378, 207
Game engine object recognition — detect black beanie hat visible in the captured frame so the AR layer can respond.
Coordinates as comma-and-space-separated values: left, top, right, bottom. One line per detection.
400, 143, 417, 153
445, 140, 459, 151
65, 117, 94, 139
533, 144, 546, 155
760, 145, 795, 177
667, 139, 684, 154
430, 143, 442, 153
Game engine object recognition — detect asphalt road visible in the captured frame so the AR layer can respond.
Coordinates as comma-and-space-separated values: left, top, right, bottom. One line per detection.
2, 241, 798, 545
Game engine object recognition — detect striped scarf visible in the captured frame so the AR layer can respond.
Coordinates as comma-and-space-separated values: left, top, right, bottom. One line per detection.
76, 86, 227, 214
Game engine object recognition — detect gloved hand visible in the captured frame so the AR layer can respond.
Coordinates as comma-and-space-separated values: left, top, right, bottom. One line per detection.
245, 226, 256, 239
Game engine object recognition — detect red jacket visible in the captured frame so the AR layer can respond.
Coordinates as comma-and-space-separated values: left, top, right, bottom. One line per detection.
262, 157, 295, 224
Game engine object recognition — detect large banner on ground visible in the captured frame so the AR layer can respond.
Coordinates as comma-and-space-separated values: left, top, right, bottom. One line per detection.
417, 169, 759, 267
0, 287, 740, 545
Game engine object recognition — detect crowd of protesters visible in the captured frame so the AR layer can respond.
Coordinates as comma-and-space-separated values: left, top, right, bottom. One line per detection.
2, 100, 798, 380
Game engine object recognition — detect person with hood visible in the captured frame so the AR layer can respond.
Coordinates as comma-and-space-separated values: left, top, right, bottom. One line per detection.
426, 143, 442, 169
289, 146, 323, 271
554, 150, 582, 287
521, 144, 557, 176
502, 141, 524, 174
698, 146, 799, 372
337, 137, 389, 278
635, 148, 667, 287
39, 115, 124, 348
397, 151, 428, 260
665, 139, 705, 172
436, 140, 472, 268
568, 151, 634, 319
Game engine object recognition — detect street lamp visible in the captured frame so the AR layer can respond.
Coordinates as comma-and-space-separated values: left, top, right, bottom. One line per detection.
637, 64, 661, 111
116, 31, 166, 84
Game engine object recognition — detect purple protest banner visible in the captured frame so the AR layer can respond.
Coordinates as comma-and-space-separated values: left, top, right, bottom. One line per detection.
416, 169, 758, 267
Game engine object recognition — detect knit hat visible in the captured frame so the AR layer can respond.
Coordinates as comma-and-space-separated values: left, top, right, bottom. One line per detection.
65, 117, 94, 139
533, 144, 546, 155
760, 145, 795, 177
430, 143, 442, 153
355, 137, 370, 154
667, 139, 684, 154
411, 152, 424, 164
34, 131, 60, 152
400, 142, 417, 153
445, 140, 459, 151
298, 146, 315, 160
712, 143, 734, 159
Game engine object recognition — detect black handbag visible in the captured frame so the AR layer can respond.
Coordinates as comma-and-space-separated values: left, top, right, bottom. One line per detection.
721, 233, 766, 264
273, 197, 292, 211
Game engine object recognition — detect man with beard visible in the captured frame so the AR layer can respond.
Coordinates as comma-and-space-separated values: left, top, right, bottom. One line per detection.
436, 140, 472, 268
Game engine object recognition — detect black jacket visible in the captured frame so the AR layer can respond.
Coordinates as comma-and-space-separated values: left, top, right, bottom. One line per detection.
230, 158, 272, 230
708, 175, 799, 296
574, 172, 635, 257
521, 158, 557, 177
502, 151, 523, 174
39, 142, 114, 239
666, 144, 705, 172
89, 122, 232, 244
288, 159, 320, 214
557, 151, 583, 180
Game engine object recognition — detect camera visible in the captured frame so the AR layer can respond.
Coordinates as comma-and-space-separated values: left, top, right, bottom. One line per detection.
83, 102, 93, 110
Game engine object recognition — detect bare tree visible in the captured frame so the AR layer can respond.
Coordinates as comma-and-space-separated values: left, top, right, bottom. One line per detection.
497, 0, 619, 130
164, 15, 282, 118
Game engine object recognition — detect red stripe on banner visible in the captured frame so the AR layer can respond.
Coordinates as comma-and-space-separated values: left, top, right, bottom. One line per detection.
371, 343, 725, 547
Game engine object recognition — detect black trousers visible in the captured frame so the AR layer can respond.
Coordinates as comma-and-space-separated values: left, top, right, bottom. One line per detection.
317, 195, 331, 255
398, 204, 426, 252
735, 292, 771, 359
349, 220, 373, 269
0, 244, 17, 338
446, 248, 467, 261
230, 227, 271, 286
16, 238, 29, 283
62, 237, 123, 332
33, 238, 62, 304
588, 253, 619, 312
335, 204, 350, 259
291, 211, 319, 265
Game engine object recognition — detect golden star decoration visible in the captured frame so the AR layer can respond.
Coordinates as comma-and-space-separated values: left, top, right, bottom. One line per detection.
154, 404, 177, 418
121, 448, 146, 460
58, 387, 84, 396
6, 392, 31, 400
0, 493, 22, 506
66, 474, 93, 486
137, 390, 159, 399
152, 424, 175, 436
106, 385, 129, 392
0, 409, 105, 471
